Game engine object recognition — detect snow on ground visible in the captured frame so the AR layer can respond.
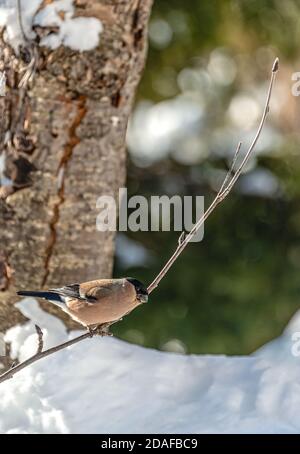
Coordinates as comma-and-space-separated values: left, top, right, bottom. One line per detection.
1, 298, 300, 434
0, 0, 103, 51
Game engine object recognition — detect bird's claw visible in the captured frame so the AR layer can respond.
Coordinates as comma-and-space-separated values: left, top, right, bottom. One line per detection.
88, 323, 113, 337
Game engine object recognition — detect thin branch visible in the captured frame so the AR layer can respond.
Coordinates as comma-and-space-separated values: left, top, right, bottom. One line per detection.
147, 58, 279, 294
0, 58, 279, 385
217, 141, 242, 196
17, 0, 29, 43
0, 330, 104, 384
178, 230, 186, 246
17, 0, 39, 88
35, 324, 44, 354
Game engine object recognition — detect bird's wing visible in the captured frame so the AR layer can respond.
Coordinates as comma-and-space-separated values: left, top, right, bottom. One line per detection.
84, 284, 114, 301
50, 283, 83, 300
51, 282, 114, 303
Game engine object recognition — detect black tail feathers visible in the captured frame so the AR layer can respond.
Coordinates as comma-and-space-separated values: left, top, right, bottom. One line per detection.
17, 290, 63, 302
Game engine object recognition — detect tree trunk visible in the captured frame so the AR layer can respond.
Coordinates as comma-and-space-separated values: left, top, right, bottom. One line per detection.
0, 0, 153, 331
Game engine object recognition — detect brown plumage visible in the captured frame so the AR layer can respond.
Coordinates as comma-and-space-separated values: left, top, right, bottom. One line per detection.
17, 277, 148, 332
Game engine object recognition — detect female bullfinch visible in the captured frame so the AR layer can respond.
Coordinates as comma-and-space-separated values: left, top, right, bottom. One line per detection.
17, 277, 148, 334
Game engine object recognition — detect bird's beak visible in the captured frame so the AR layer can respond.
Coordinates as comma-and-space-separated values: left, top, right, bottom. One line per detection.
138, 294, 148, 304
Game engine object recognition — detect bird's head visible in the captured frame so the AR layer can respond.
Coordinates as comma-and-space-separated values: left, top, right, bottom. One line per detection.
126, 277, 148, 303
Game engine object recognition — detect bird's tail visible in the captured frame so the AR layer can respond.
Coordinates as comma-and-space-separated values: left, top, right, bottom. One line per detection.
17, 290, 63, 302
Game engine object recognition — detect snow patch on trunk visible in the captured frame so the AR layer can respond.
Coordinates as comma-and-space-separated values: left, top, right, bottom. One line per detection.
0, 0, 103, 51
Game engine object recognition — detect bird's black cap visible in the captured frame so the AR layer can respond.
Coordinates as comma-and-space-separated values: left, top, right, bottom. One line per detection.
126, 277, 148, 302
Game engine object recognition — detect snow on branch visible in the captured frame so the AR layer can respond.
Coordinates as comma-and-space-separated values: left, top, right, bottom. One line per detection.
0, 58, 279, 385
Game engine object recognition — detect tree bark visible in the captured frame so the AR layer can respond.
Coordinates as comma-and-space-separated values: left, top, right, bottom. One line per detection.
0, 0, 153, 331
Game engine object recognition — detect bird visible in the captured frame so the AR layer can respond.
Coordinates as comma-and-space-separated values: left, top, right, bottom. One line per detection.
17, 277, 148, 336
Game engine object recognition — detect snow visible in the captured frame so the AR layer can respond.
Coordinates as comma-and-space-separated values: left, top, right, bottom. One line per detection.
0, 0, 41, 49
0, 71, 6, 96
0, 0, 103, 51
0, 151, 13, 186
1, 298, 300, 434
34, 1, 103, 51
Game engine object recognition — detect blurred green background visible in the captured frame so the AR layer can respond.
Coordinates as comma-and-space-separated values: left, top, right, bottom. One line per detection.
113, 0, 300, 355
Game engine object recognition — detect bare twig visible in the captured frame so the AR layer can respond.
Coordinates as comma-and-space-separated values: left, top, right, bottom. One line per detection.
178, 231, 186, 246
17, 0, 28, 43
18, 51, 38, 88
17, 0, 39, 88
0, 332, 93, 384
17, 0, 29, 41
147, 58, 279, 294
217, 141, 242, 196
0, 59, 279, 385
35, 324, 44, 354
0, 327, 112, 384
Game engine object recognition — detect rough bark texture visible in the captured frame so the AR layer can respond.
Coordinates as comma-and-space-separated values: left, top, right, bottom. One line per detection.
0, 0, 153, 331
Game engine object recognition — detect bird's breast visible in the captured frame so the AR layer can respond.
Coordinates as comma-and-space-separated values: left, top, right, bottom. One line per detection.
65, 292, 140, 326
